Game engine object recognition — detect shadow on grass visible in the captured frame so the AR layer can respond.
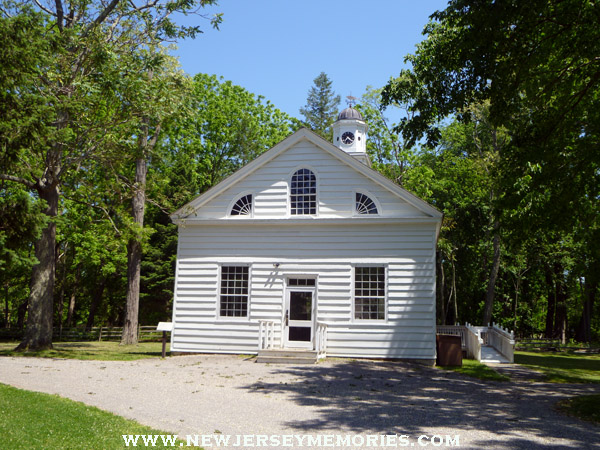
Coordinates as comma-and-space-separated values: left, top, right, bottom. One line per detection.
241, 359, 600, 448
515, 351, 600, 383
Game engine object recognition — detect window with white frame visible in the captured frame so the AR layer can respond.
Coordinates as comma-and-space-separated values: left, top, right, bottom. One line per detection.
355, 192, 378, 215
354, 266, 386, 320
230, 194, 253, 216
290, 168, 317, 215
220, 266, 249, 317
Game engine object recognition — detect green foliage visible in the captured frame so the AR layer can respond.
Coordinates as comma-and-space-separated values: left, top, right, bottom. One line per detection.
355, 87, 415, 186
0, 383, 180, 449
299, 72, 341, 140
164, 73, 295, 192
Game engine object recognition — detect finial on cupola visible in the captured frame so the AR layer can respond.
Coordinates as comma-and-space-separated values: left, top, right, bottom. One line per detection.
346, 95, 358, 108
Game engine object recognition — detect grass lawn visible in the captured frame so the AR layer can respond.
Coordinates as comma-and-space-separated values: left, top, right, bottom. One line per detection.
0, 341, 168, 361
0, 383, 182, 449
438, 358, 510, 381
556, 394, 600, 425
514, 350, 600, 384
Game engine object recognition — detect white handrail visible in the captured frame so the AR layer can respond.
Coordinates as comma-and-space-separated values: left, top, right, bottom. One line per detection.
465, 323, 483, 361
315, 321, 327, 358
489, 323, 515, 363
258, 320, 275, 350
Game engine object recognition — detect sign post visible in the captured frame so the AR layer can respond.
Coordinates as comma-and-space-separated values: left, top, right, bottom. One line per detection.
156, 322, 173, 358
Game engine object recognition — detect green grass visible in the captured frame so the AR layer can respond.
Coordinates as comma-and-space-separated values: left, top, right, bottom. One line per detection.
438, 358, 510, 381
0, 383, 183, 449
556, 394, 600, 424
515, 350, 600, 384
0, 341, 168, 361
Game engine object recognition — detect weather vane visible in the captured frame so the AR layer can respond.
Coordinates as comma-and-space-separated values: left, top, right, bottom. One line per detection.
346, 95, 357, 107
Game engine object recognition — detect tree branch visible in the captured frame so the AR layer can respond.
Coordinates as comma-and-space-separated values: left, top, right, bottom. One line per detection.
0, 173, 37, 189
84, 0, 122, 35
54, 0, 64, 30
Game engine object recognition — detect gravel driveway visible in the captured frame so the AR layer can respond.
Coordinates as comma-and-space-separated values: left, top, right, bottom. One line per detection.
0, 354, 599, 449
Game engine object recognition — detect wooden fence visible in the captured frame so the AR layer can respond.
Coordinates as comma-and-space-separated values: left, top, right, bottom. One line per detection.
0, 326, 165, 342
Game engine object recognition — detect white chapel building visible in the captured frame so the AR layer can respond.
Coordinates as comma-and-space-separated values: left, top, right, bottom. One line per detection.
169, 108, 442, 364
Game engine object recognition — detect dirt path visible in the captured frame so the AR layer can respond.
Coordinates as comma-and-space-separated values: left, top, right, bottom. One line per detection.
1, 355, 599, 449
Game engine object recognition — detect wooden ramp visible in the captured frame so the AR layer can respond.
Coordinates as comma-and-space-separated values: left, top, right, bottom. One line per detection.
480, 345, 510, 364
256, 349, 318, 364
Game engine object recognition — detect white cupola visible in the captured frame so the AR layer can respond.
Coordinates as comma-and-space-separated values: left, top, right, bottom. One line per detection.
332, 106, 370, 165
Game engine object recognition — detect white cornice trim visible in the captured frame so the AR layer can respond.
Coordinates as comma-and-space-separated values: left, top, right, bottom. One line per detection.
172, 217, 441, 227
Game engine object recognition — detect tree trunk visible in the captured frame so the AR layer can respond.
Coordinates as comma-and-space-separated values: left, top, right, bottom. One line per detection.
16, 185, 59, 351
86, 275, 106, 331
4, 282, 9, 327
575, 279, 597, 343
121, 155, 147, 345
436, 250, 445, 325
544, 269, 556, 338
555, 277, 568, 344
66, 264, 81, 327
482, 222, 501, 326
575, 259, 598, 344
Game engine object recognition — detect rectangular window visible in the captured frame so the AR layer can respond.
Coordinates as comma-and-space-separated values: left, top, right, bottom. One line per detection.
220, 266, 249, 317
354, 266, 386, 320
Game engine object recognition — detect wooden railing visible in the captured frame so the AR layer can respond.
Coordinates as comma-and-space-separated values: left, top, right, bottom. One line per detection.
0, 326, 165, 342
258, 320, 275, 350
315, 321, 327, 358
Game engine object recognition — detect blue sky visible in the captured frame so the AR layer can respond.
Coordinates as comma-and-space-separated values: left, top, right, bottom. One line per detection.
174, 1, 449, 120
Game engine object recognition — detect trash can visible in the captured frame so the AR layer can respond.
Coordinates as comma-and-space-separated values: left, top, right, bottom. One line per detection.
436, 334, 463, 366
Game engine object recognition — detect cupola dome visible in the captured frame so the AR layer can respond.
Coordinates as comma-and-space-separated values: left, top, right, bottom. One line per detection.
337, 107, 363, 121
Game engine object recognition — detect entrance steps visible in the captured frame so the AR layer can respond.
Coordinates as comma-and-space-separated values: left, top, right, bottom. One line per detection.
256, 349, 318, 364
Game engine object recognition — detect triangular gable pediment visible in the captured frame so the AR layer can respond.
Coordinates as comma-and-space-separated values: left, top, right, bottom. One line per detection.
171, 128, 442, 220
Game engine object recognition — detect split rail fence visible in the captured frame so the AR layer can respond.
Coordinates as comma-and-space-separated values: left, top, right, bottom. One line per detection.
0, 326, 164, 342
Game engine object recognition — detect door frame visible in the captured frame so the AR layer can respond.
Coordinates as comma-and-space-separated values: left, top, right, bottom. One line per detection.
283, 280, 316, 349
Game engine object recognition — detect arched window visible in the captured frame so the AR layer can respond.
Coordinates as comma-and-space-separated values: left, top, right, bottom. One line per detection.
290, 169, 316, 215
355, 192, 378, 215
230, 194, 253, 216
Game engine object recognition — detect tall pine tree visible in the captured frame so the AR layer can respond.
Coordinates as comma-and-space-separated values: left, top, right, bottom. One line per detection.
299, 72, 340, 140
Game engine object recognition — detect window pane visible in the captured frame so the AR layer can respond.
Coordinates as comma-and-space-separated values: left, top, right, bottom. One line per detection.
290, 169, 316, 215
220, 266, 249, 317
354, 266, 385, 320
356, 192, 378, 215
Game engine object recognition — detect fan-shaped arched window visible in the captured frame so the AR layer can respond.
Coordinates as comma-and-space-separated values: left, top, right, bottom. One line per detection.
230, 194, 253, 216
355, 192, 378, 215
290, 169, 317, 215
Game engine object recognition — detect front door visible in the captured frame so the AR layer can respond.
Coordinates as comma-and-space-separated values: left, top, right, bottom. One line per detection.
285, 288, 314, 349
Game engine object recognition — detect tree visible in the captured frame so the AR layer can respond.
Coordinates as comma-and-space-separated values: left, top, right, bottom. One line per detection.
382, 0, 600, 338
139, 74, 297, 326
120, 51, 190, 345
299, 72, 340, 139
0, 0, 221, 350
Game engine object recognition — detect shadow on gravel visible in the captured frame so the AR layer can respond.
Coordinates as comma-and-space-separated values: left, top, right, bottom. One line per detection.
242, 360, 600, 448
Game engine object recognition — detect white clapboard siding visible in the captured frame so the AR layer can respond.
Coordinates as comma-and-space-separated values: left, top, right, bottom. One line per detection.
192, 141, 426, 219
170, 222, 436, 360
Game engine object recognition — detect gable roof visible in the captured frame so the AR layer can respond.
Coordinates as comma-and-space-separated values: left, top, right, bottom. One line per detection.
170, 128, 442, 220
